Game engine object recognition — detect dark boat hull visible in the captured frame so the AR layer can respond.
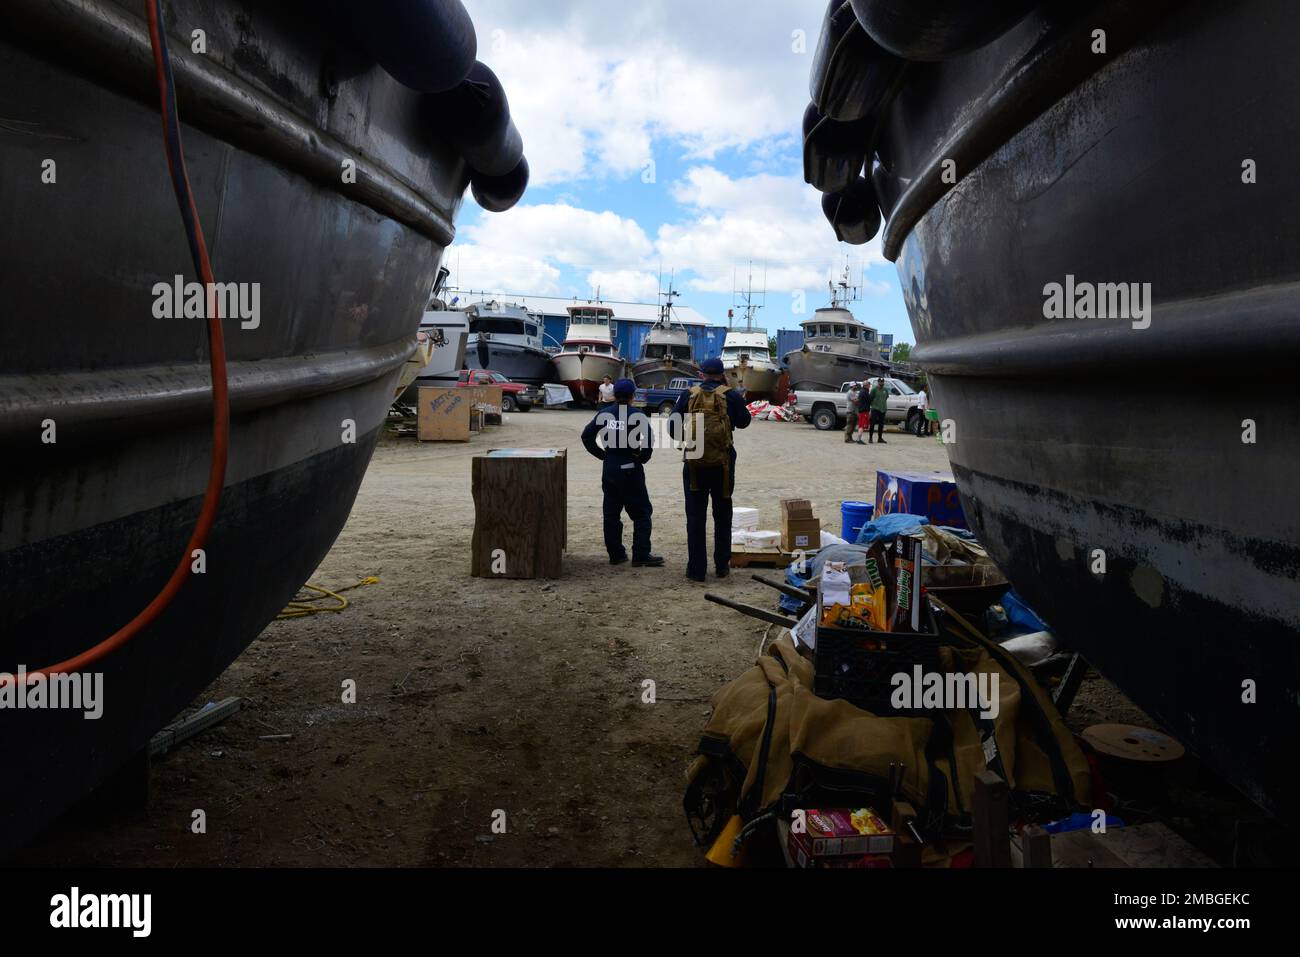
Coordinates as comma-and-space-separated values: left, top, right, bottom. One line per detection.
630, 358, 702, 389
465, 339, 553, 386
873, 0, 1300, 813
0, 0, 470, 851
783, 348, 891, 392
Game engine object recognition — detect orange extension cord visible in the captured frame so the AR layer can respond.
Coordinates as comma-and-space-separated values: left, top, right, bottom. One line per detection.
1, 1, 230, 686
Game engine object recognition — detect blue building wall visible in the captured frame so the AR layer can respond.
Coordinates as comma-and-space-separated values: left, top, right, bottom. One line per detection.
776, 329, 805, 366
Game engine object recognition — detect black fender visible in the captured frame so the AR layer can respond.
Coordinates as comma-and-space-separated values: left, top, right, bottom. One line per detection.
802, 103, 873, 194
821, 175, 881, 245
339, 0, 478, 93
426, 61, 526, 176
471, 156, 530, 212
810, 0, 903, 122
849, 0, 1038, 61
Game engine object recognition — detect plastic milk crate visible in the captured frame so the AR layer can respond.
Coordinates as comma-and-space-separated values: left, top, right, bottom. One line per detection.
812, 599, 945, 717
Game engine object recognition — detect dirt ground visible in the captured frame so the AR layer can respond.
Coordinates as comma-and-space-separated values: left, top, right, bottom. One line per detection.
12, 407, 1229, 867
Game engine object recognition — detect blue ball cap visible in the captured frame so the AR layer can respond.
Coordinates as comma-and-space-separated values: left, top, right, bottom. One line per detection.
613, 377, 636, 396
700, 357, 725, 374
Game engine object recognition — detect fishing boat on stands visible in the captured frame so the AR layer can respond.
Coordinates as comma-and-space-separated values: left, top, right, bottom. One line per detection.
552, 302, 626, 404
463, 299, 552, 386
0, 0, 527, 853
721, 277, 780, 400
630, 285, 701, 388
800, 0, 1300, 815
782, 270, 890, 391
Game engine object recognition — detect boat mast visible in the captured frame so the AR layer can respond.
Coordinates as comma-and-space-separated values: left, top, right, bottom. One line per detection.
732, 261, 765, 332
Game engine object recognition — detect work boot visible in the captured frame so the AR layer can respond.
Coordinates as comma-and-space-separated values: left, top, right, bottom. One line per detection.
686, 572, 706, 583
715, 566, 730, 579
609, 554, 629, 565
844, 435, 852, 443
632, 555, 665, 567
855, 438, 865, 444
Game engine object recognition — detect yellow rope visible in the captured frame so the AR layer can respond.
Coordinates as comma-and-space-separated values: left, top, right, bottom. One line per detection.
276, 577, 380, 620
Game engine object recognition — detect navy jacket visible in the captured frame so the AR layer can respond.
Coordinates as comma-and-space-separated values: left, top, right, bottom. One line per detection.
582, 402, 654, 479
670, 380, 752, 440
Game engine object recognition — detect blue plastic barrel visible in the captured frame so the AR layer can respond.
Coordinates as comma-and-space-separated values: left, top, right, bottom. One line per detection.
840, 501, 874, 542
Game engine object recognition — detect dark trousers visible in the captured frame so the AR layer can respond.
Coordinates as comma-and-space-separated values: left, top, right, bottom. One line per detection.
683, 454, 735, 578
603, 466, 652, 560
870, 409, 886, 441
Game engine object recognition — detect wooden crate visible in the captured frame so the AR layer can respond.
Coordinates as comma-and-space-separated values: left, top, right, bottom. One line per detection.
417, 387, 471, 442
471, 448, 567, 579
465, 385, 504, 415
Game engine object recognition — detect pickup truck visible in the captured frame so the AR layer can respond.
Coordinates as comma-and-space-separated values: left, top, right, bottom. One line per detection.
457, 369, 538, 412
791, 378, 924, 433
632, 377, 703, 415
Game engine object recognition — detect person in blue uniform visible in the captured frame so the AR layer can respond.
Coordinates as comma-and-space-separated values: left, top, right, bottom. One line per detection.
581, 378, 664, 567
671, 357, 751, 582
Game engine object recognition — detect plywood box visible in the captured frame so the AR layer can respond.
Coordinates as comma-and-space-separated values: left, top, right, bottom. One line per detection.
466, 385, 504, 415
418, 387, 471, 442
471, 448, 567, 579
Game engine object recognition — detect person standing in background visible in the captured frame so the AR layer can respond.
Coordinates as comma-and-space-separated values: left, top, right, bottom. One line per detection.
915, 385, 930, 436
597, 375, 615, 405
844, 382, 862, 443
867, 377, 889, 444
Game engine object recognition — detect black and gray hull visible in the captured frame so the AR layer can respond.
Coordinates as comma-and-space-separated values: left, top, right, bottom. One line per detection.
868, 0, 1300, 813
465, 339, 552, 386
0, 0, 487, 851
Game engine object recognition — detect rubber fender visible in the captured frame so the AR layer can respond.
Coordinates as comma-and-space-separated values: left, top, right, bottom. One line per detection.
342, 0, 478, 93
821, 176, 881, 245
802, 102, 873, 193
810, 0, 903, 122
850, 0, 1038, 61
425, 62, 525, 176
471, 155, 529, 213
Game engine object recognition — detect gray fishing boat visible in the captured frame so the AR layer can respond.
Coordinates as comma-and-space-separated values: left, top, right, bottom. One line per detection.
801, 0, 1300, 815
782, 271, 890, 391
464, 299, 553, 386
631, 286, 701, 388
0, 0, 527, 852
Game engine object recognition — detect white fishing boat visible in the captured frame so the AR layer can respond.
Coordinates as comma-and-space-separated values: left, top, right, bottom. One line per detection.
552, 302, 626, 404
463, 299, 552, 386
721, 277, 780, 399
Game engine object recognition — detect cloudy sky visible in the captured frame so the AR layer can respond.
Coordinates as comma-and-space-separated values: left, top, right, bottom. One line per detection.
452, 0, 910, 344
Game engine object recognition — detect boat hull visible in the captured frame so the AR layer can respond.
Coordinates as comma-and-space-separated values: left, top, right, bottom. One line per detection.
466, 337, 553, 386
553, 352, 625, 404
782, 348, 891, 392
875, 0, 1300, 813
723, 362, 781, 400
630, 358, 702, 389
0, 0, 469, 851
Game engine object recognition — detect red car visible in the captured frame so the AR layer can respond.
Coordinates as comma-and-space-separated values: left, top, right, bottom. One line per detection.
457, 369, 537, 412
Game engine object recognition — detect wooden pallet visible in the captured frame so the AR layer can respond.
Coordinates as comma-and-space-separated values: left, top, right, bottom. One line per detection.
729, 544, 817, 569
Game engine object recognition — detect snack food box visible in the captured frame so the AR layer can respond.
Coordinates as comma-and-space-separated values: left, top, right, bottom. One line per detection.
790, 807, 895, 859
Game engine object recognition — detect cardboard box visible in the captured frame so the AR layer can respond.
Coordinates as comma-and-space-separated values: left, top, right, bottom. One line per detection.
780, 498, 820, 551
794, 807, 896, 857
417, 387, 471, 442
875, 469, 967, 529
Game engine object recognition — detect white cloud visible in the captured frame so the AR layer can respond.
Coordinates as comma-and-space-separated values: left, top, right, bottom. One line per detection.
449, 203, 655, 294
657, 165, 886, 295
584, 269, 662, 301
464, 0, 826, 186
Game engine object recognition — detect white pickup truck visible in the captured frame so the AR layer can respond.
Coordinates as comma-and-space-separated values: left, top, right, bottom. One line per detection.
792, 378, 926, 433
